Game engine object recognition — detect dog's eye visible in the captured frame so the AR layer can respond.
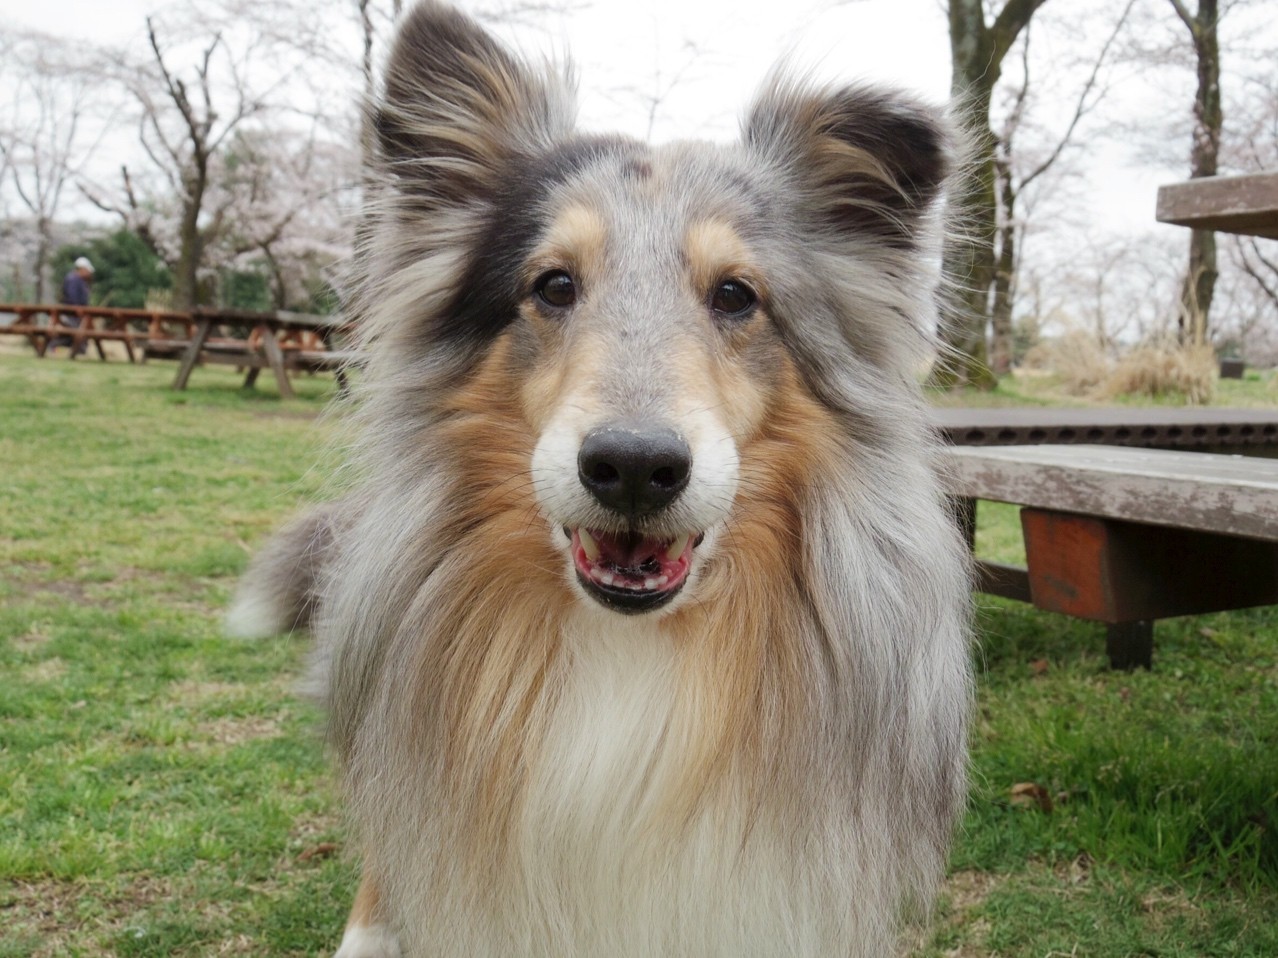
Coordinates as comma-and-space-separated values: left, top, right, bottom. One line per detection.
710, 279, 756, 318
534, 270, 577, 309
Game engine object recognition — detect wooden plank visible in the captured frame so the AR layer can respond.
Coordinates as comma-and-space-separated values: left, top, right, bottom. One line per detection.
974, 560, 1032, 603
191, 306, 347, 331
1020, 508, 1278, 622
1155, 171, 1278, 239
932, 406, 1278, 449
945, 444, 1278, 541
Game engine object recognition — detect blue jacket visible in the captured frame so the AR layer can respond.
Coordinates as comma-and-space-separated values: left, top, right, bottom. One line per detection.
61, 270, 91, 306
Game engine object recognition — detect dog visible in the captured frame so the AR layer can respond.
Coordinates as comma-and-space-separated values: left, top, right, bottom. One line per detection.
228, 3, 972, 955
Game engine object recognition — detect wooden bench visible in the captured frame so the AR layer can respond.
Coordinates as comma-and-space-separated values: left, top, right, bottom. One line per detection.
1, 301, 360, 395
946, 444, 1278, 669
1156, 170, 1278, 239
171, 308, 359, 398
0, 303, 194, 362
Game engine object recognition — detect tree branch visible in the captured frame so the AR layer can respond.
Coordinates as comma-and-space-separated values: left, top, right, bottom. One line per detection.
1166, 0, 1197, 34
990, 0, 1054, 66
1019, 0, 1135, 192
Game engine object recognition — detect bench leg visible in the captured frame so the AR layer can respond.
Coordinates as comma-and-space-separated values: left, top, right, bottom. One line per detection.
259, 330, 295, 399
1106, 620, 1153, 671
953, 496, 977, 551
173, 320, 213, 390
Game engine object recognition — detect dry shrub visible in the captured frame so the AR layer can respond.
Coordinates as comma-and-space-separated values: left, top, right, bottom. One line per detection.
1102, 344, 1217, 404
1020, 330, 1112, 396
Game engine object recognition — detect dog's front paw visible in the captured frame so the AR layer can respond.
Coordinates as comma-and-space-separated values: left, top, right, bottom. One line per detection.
334, 922, 401, 958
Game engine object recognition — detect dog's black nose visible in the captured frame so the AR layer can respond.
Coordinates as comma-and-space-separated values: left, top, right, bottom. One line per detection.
578, 426, 691, 516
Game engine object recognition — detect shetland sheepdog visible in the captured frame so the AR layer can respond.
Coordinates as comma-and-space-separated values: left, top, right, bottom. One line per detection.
228, 3, 972, 955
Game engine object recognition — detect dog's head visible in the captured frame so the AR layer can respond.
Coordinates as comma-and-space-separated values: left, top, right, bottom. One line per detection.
358, 2, 953, 617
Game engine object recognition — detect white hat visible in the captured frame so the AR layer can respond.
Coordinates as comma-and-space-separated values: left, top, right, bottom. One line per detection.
74, 256, 95, 273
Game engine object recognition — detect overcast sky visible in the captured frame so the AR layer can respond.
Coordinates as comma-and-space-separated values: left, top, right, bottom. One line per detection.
4, 0, 955, 130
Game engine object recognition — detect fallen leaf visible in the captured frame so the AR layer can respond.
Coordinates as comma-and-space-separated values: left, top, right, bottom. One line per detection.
1010, 782, 1054, 813
1030, 659, 1050, 676
297, 842, 340, 863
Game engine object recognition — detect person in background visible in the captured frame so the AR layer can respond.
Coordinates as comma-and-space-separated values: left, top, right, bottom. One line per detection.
49, 256, 95, 356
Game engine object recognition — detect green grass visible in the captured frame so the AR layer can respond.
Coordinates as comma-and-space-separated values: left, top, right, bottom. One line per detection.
922, 501, 1278, 957
3, 354, 1277, 956
1, 356, 351, 957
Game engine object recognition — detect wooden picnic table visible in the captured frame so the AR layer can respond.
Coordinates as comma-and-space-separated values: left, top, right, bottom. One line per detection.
0, 303, 192, 362
0, 302, 358, 395
171, 307, 358, 398
946, 170, 1278, 669
1156, 170, 1278, 239
947, 444, 1278, 669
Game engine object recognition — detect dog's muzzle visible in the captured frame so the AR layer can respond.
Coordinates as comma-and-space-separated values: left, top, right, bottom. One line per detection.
568, 424, 701, 613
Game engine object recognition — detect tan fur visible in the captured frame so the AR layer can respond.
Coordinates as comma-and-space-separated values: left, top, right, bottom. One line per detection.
525, 205, 610, 292
347, 872, 388, 931
412, 334, 570, 877
683, 218, 764, 300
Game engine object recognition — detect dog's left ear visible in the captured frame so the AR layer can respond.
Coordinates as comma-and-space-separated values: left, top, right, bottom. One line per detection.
744, 82, 952, 247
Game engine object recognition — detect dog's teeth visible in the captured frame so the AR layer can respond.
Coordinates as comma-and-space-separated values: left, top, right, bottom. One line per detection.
643, 577, 658, 590
656, 575, 669, 588
665, 533, 692, 560
578, 528, 601, 562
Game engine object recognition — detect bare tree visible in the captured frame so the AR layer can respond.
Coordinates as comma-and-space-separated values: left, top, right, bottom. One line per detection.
79, 4, 324, 309
987, 1, 1135, 374
935, 0, 1053, 389
0, 30, 109, 301
1167, 0, 1224, 345
205, 127, 355, 308
145, 16, 266, 308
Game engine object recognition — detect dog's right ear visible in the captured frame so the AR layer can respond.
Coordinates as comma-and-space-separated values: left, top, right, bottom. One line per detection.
373, 1, 575, 204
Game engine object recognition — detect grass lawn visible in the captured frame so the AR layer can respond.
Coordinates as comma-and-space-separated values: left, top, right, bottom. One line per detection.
3, 354, 1277, 956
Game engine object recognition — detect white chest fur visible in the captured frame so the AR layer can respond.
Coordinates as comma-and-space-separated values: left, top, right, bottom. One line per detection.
394, 609, 887, 958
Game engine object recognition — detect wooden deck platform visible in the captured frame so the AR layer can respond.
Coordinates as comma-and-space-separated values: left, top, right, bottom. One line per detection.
932, 406, 1278, 451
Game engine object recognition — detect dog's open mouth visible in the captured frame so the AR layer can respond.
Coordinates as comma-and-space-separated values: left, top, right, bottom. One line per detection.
565, 527, 702, 613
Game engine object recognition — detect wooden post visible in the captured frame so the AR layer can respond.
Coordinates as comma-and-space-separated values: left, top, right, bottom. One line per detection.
1106, 621, 1153, 671
173, 317, 214, 390
257, 327, 295, 399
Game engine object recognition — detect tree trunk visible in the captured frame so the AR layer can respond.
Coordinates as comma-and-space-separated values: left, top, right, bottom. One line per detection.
990, 154, 1017, 375
934, 0, 1051, 389
1174, 0, 1221, 345
173, 197, 202, 311
34, 222, 51, 304
172, 162, 209, 311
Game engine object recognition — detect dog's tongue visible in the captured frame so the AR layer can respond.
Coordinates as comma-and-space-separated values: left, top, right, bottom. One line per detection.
573, 528, 693, 592
595, 531, 662, 568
